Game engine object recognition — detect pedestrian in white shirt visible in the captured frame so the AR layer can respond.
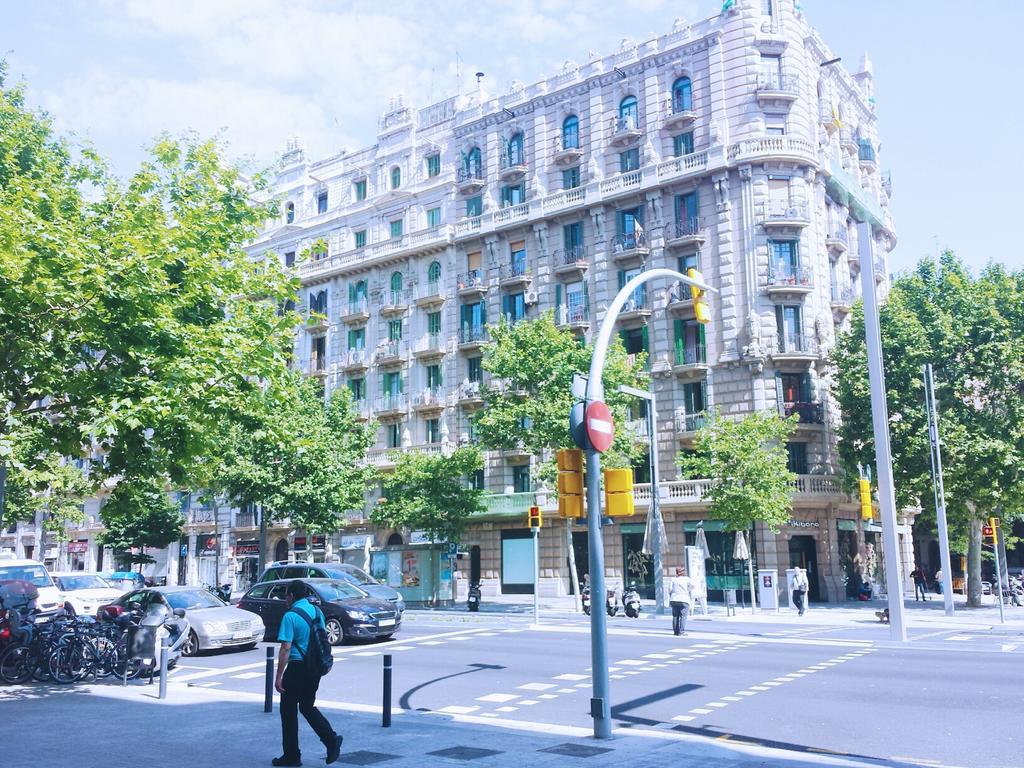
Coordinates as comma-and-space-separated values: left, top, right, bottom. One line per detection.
668, 566, 695, 636
792, 567, 809, 616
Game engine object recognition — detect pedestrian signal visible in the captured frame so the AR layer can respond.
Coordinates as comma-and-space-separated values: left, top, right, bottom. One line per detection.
687, 268, 711, 324
603, 468, 635, 518
858, 478, 873, 521
528, 505, 543, 529
556, 449, 584, 519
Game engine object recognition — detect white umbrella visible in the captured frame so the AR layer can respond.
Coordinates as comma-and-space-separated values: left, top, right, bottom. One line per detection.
694, 524, 711, 560
362, 535, 372, 573
733, 530, 757, 614
642, 509, 669, 556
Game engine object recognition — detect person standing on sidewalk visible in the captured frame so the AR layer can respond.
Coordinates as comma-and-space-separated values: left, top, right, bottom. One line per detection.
668, 566, 695, 636
910, 567, 929, 601
791, 567, 809, 616
274, 580, 343, 767
935, 569, 944, 595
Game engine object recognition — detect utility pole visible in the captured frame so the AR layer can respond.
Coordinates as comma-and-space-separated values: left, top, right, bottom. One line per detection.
923, 364, 954, 615
857, 222, 907, 642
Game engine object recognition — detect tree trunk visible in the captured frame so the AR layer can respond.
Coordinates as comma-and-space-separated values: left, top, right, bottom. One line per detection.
566, 517, 580, 612
967, 516, 983, 608
0, 461, 7, 533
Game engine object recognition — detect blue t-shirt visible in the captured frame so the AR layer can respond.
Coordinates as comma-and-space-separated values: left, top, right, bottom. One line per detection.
277, 598, 324, 661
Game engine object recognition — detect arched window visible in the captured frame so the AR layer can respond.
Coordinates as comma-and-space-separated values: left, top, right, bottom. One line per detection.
618, 95, 639, 128
386, 532, 404, 546
390, 271, 403, 292
285, 201, 295, 224
390, 166, 401, 190
356, 279, 367, 299
465, 146, 482, 177
671, 77, 692, 113
427, 261, 442, 284
562, 115, 579, 150
507, 132, 524, 165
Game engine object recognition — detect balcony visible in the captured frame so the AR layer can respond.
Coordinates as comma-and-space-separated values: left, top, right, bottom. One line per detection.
858, 141, 877, 173
499, 261, 531, 288
673, 344, 709, 377
665, 217, 707, 249
457, 381, 484, 409
308, 356, 327, 379
627, 417, 649, 440
502, 441, 532, 460
413, 332, 446, 359
365, 442, 455, 469
456, 167, 485, 194
494, 202, 530, 227
830, 285, 853, 314
478, 491, 537, 519
675, 411, 710, 439
234, 512, 257, 529
556, 301, 590, 332
663, 96, 697, 131
342, 348, 369, 373
781, 401, 825, 426
608, 115, 642, 147
758, 202, 810, 230
839, 128, 859, 153
412, 387, 445, 413
610, 232, 650, 263
728, 136, 815, 164
413, 280, 446, 308
552, 245, 589, 277
351, 398, 371, 421
618, 291, 652, 322
458, 325, 489, 351
379, 289, 410, 316
769, 333, 819, 362
540, 186, 586, 214
341, 299, 370, 324
374, 393, 408, 419
825, 230, 848, 255
303, 311, 329, 333
667, 281, 696, 314
552, 136, 583, 166
375, 340, 408, 367
456, 270, 488, 298
598, 169, 642, 198
765, 266, 814, 298
755, 73, 800, 105
499, 151, 527, 181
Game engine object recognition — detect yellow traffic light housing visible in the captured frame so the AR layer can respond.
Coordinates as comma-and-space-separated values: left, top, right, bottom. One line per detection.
687, 267, 711, 325
858, 478, 873, 521
556, 449, 584, 519
528, 505, 543, 529
986, 517, 999, 545
604, 467, 635, 518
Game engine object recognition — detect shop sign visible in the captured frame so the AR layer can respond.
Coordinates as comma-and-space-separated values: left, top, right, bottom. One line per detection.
67, 540, 89, 554
786, 519, 820, 529
312, 535, 326, 550
197, 535, 219, 555
409, 530, 436, 544
294, 536, 307, 551
341, 535, 372, 549
235, 540, 260, 557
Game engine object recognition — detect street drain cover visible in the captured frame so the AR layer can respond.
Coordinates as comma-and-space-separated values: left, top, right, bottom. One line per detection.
427, 746, 503, 760
539, 743, 614, 758
338, 751, 401, 765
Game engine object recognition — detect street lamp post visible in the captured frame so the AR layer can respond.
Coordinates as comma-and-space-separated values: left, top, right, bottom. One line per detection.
923, 364, 954, 616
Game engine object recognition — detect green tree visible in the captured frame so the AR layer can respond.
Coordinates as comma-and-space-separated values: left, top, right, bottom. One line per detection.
98, 477, 186, 567
3, 433, 92, 539
677, 409, 798, 532
371, 447, 485, 545
833, 253, 1024, 606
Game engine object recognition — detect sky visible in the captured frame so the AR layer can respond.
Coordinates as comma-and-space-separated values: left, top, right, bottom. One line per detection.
3, 0, 1021, 275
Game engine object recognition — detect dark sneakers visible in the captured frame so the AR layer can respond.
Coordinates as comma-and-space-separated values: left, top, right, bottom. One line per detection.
326, 734, 343, 765
272, 757, 301, 767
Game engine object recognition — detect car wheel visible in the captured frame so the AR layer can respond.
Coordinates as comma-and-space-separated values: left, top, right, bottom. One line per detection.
182, 630, 200, 657
325, 618, 344, 646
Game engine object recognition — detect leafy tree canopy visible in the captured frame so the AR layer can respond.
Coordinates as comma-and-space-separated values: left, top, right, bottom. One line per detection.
98, 477, 186, 566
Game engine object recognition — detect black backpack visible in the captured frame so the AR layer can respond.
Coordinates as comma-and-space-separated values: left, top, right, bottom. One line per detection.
290, 607, 334, 677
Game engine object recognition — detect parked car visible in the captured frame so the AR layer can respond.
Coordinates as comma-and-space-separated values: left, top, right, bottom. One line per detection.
258, 561, 405, 613
103, 571, 147, 592
0, 558, 64, 617
239, 578, 400, 645
51, 572, 124, 616
103, 586, 265, 656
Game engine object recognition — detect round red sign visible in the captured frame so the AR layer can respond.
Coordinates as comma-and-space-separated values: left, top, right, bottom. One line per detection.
585, 400, 615, 453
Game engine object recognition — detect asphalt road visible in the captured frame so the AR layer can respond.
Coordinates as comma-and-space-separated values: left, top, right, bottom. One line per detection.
166, 612, 1024, 768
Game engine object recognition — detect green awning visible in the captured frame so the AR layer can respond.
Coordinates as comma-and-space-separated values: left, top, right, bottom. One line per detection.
837, 519, 858, 532
619, 523, 646, 534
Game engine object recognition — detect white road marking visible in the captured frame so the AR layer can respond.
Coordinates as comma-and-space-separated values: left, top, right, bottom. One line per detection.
706, 702, 728, 708
518, 699, 539, 706
762, 682, 783, 687
643, 653, 673, 659
538, 694, 558, 700
672, 715, 695, 722
479, 713, 499, 718
477, 693, 519, 703
385, 646, 414, 651
557, 688, 577, 694
692, 644, 716, 649
518, 682, 557, 691
689, 708, 713, 715
495, 706, 518, 712
418, 641, 444, 646
554, 673, 589, 681
614, 659, 648, 666
574, 683, 590, 688
437, 705, 479, 714
231, 672, 264, 680
611, 674, 625, 679
354, 651, 381, 656
736, 691, 758, 696
721, 696, 742, 702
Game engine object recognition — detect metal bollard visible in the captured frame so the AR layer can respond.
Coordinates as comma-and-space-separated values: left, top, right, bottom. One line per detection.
158, 635, 169, 700
264, 646, 274, 713
382, 654, 392, 728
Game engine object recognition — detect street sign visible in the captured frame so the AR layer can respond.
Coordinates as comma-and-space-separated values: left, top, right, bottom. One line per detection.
447, 542, 458, 557
585, 400, 615, 453
569, 401, 587, 449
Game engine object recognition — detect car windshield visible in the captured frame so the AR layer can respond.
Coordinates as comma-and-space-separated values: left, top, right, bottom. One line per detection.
322, 566, 376, 585
56, 575, 110, 591
163, 590, 225, 611
0, 565, 53, 588
314, 581, 368, 601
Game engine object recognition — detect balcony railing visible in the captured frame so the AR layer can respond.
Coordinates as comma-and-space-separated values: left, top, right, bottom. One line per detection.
309, 355, 327, 375
375, 393, 407, 413
457, 269, 487, 293
611, 231, 648, 254
756, 73, 800, 96
676, 411, 709, 433
413, 387, 445, 409
782, 401, 825, 424
459, 325, 489, 345
481, 491, 537, 517
557, 301, 590, 326
375, 340, 408, 363
674, 344, 707, 367
380, 289, 410, 309
414, 332, 445, 356
667, 95, 695, 116
771, 333, 818, 355
553, 245, 588, 270
499, 151, 527, 174
235, 512, 257, 528
669, 217, 706, 242
620, 290, 650, 314
831, 285, 853, 305
457, 381, 483, 402
767, 266, 813, 288
759, 202, 810, 226
456, 167, 484, 184
344, 349, 368, 368
345, 298, 369, 318
499, 261, 530, 282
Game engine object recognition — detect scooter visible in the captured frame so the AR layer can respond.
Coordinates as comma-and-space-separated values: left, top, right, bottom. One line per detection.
205, 583, 232, 603
581, 585, 591, 616
467, 581, 481, 612
606, 587, 618, 617
623, 582, 642, 618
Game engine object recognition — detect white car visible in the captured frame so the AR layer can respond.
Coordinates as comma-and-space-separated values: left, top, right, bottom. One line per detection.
51, 572, 124, 616
0, 558, 65, 617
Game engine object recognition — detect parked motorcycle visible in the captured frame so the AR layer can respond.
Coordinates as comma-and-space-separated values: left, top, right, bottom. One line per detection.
606, 587, 618, 617
467, 581, 481, 612
204, 583, 232, 603
581, 585, 591, 616
623, 582, 642, 618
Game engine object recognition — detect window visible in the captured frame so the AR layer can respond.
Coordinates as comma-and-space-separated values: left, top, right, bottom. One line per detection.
502, 292, 526, 324
780, 372, 811, 404
678, 251, 699, 274
760, 54, 783, 87
769, 240, 799, 278
776, 305, 803, 347
562, 115, 579, 150
347, 327, 365, 351
349, 279, 368, 306
671, 76, 693, 113
390, 166, 401, 190
467, 356, 482, 383
675, 191, 699, 230
317, 190, 328, 214
426, 154, 441, 178
563, 222, 583, 253
426, 418, 441, 444
787, 442, 808, 475
674, 318, 707, 365
618, 266, 647, 310
618, 95, 639, 128
383, 371, 403, 396
426, 207, 441, 228
765, 114, 786, 136
426, 363, 443, 389
285, 251, 296, 268
390, 271, 403, 293
673, 132, 694, 157
354, 230, 367, 248
390, 219, 404, 239
682, 380, 706, 414
557, 279, 588, 324
353, 179, 367, 201
501, 183, 525, 207
619, 325, 648, 359
509, 241, 527, 276
388, 318, 403, 341
311, 335, 326, 369
309, 289, 327, 315
466, 196, 482, 217
427, 311, 441, 335
762, 0, 774, 15
386, 423, 401, 449
506, 132, 524, 166
427, 261, 442, 285
464, 146, 482, 177
348, 378, 365, 401
285, 201, 295, 224
460, 300, 486, 333
562, 166, 580, 190
470, 469, 485, 491
513, 465, 531, 494
619, 147, 640, 173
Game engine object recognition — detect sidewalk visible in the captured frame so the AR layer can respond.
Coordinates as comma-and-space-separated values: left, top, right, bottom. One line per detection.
2, 678, 926, 768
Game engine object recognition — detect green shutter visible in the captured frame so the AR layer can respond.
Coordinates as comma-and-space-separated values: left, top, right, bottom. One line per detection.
674, 318, 684, 361
555, 283, 562, 310
617, 270, 626, 290
800, 372, 812, 402
641, 325, 649, 355
698, 323, 706, 349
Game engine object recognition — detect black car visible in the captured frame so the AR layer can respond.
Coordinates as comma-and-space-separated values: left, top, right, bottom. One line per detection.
258, 561, 405, 613
238, 578, 400, 645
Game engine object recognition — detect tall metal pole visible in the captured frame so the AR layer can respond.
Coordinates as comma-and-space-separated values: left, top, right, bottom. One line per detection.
857, 222, 907, 642
532, 526, 540, 625
646, 392, 665, 615
992, 522, 1005, 625
924, 364, 954, 615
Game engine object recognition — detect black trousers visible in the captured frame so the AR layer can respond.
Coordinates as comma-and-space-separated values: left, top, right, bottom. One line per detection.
793, 589, 806, 614
280, 661, 336, 759
670, 601, 690, 635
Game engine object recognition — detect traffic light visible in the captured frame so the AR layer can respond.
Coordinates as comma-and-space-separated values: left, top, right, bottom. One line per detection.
858, 478, 873, 521
528, 505, 543, 529
603, 468, 635, 518
556, 449, 584, 519
984, 517, 999, 545
687, 267, 711, 324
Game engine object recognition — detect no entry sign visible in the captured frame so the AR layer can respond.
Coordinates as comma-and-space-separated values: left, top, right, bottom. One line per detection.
585, 400, 615, 453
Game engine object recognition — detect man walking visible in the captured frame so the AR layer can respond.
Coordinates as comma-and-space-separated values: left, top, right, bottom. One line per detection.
792, 567, 809, 616
274, 580, 343, 767
910, 566, 929, 601
668, 566, 695, 636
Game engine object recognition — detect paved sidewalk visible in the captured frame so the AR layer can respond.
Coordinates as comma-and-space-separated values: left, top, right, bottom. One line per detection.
2, 679, 930, 768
